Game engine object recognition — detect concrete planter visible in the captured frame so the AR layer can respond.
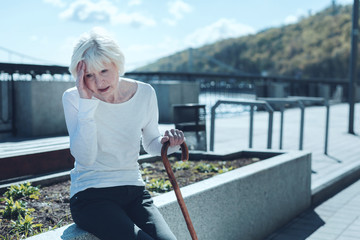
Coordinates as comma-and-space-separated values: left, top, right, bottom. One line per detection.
27, 149, 311, 240
158, 149, 311, 240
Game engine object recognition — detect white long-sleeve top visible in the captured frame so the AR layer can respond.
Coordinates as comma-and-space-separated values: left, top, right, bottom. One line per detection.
62, 80, 178, 198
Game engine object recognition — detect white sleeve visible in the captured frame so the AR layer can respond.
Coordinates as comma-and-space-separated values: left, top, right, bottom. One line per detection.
141, 87, 179, 156
62, 91, 100, 166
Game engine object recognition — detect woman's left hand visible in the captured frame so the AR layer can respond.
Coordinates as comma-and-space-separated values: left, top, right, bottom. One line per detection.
161, 129, 185, 147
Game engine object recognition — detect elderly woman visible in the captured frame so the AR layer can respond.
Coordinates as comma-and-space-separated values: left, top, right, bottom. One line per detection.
62, 29, 183, 240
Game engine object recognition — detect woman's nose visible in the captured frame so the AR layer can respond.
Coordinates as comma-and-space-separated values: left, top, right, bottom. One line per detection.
95, 76, 105, 87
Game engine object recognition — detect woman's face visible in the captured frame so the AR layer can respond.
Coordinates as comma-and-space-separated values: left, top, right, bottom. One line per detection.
84, 62, 119, 102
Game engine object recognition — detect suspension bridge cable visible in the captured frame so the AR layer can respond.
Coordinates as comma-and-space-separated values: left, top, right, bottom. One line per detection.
0, 46, 62, 65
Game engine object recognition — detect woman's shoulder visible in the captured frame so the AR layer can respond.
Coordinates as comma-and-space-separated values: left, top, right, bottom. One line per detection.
121, 78, 155, 94
62, 86, 79, 102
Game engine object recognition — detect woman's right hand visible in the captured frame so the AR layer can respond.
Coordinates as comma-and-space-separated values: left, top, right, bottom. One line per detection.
76, 61, 93, 99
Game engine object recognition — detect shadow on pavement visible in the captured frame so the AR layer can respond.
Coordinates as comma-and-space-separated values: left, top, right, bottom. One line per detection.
265, 209, 325, 240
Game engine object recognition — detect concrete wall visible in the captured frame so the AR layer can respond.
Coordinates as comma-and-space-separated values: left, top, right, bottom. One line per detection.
26, 150, 311, 240
267, 82, 288, 98
316, 83, 331, 100
150, 81, 200, 123
255, 82, 288, 98
0, 81, 12, 139
14, 81, 74, 138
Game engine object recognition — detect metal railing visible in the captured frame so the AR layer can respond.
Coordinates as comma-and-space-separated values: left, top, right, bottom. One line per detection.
209, 96, 331, 154
209, 100, 274, 151
257, 97, 307, 151
286, 96, 330, 155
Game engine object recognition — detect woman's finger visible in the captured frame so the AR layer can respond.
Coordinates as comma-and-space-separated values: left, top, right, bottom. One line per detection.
76, 61, 92, 99
160, 135, 169, 144
172, 129, 183, 146
178, 130, 185, 144
179, 130, 184, 140
162, 129, 185, 147
168, 129, 175, 146
161, 130, 170, 144
77, 62, 85, 84
174, 130, 182, 145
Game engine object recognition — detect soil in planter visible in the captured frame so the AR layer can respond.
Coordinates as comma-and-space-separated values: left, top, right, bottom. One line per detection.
0, 157, 260, 239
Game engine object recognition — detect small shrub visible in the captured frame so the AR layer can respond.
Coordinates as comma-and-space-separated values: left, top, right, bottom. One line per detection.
195, 163, 219, 173
146, 178, 172, 193
0, 233, 12, 240
172, 161, 191, 171
141, 168, 153, 175
10, 215, 42, 238
0, 197, 34, 220
4, 182, 40, 200
218, 166, 234, 173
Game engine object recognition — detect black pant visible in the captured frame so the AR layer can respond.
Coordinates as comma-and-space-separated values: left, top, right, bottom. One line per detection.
70, 185, 177, 240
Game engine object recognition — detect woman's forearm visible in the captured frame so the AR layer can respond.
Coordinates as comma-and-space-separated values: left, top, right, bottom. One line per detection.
63, 92, 99, 166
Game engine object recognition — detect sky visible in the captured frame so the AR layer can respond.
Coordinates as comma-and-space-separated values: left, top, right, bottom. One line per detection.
0, 0, 354, 71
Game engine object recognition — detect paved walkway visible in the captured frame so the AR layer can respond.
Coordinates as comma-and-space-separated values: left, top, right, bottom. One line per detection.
266, 178, 360, 240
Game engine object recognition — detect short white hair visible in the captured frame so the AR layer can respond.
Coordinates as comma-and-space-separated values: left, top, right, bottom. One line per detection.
69, 28, 125, 78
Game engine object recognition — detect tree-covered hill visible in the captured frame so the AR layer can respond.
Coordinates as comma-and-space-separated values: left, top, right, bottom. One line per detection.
136, 4, 356, 79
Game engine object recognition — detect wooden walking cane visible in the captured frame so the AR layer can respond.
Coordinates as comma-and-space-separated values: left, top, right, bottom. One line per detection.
161, 141, 198, 240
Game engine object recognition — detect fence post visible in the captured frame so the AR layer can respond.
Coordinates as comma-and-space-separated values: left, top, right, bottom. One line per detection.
279, 106, 285, 149
298, 101, 305, 150
266, 103, 274, 149
210, 102, 220, 151
325, 100, 330, 155
249, 105, 254, 148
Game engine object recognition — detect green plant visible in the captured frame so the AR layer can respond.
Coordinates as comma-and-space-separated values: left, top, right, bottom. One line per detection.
4, 182, 40, 200
146, 178, 172, 193
0, 197, 34, 220
10, 214, 42, 238
141, 168, 153, 175
195, 163, 219, 173
173, 161, 191, 171
218, 166, 234, 173
0, 234, 11, 240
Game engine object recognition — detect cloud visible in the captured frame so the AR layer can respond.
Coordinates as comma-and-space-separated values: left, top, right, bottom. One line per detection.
168, 0, 192, 19
284, 8, 306, 25
164, 0, 192, 26
113, 12, 156, 27
125, 36, 182, 59
123, 18, 255, 70
185, 18, 255, 48
59, 0, 115, 23
124, 36, 184, 70
284, 15, 298, 25
126, 19, 255, 69
59, 0, 155, 27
